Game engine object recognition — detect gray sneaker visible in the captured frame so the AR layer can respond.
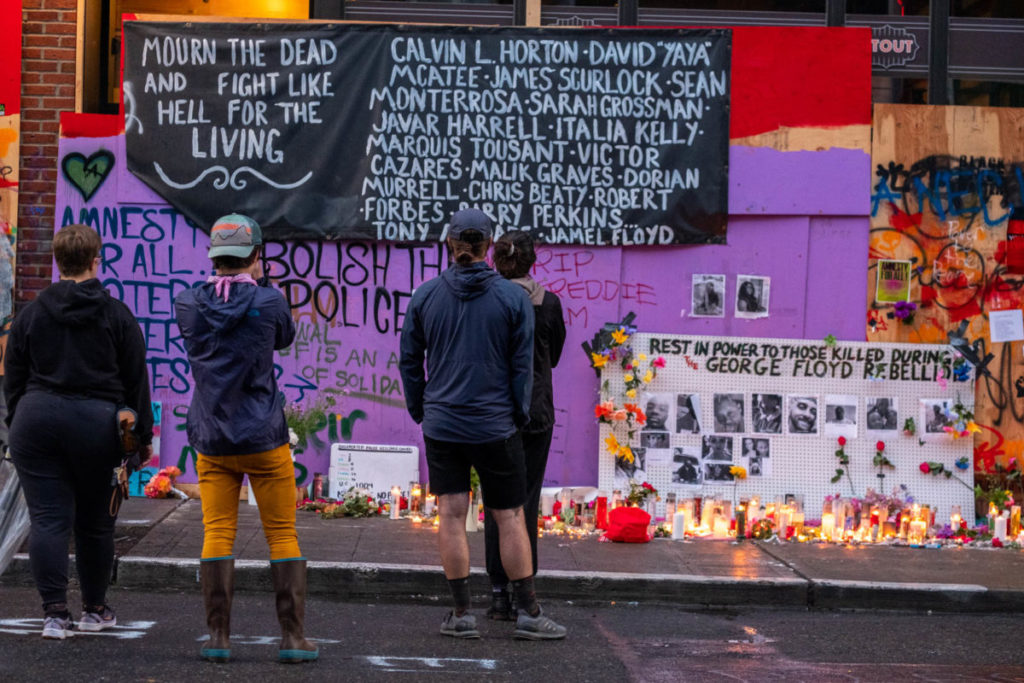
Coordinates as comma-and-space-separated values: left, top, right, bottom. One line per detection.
42, 614, 75, 640
513, 609, 567, 640
78, 605, 117, 632
440, 611, 481, 639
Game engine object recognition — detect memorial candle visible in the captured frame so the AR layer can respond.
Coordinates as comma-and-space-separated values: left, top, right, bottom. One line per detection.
389, 486, 401, 520
821, 513, 835, 541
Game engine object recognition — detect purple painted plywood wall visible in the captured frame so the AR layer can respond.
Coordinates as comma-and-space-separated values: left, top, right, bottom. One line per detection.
53, 133, 869, 487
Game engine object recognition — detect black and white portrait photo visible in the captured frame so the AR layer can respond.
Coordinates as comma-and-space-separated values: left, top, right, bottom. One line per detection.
921, 399, 954, 435
692, 274, 725, 318
712, 393, 744, 433
702, 435, 733, 462
824, 394, 858, 439
744, 438, 771, 477
675, 393, 701, 434
751, 393, 783, 434
735, 275, 770, 319
704, 462, 735, 482
615, 446, 647, 483
672, 448, 702, 485
642, 393, 671, 432
640, 431, 670, 449
786, 395, 819, 435
866, 397, 899, 431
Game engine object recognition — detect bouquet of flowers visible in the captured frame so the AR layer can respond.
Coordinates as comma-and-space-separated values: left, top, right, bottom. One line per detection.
144, 466, 182, 499
626, 480, 658, 507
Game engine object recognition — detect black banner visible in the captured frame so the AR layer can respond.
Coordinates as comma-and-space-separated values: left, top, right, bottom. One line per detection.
123, 23, 730, 245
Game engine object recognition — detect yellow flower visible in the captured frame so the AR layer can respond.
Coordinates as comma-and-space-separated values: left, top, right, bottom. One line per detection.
729, 466, 748, 480
619, 445, 634, 463
637, 353, 647, 361
611, 328, 629, 345
643, 370, 653, 383
625, 389, 637, 399
604, 433, 621, 454
624, 373, 634, 383
966, 421, 982, 434
591, 353, 608, 368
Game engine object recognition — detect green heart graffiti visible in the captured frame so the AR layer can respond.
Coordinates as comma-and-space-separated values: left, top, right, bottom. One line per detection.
62, 150, 115, 202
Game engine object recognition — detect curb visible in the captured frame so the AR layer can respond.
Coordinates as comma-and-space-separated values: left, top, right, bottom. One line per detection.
6, 554, 1023, 612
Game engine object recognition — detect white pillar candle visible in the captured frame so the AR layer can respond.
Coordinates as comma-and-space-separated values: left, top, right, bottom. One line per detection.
390, 486, 402, 520
424, 495, 436, 516
994, 513, 1008, 542
671, 511, 686, 540
908, 520, 927, 545
541, 493, 555, 516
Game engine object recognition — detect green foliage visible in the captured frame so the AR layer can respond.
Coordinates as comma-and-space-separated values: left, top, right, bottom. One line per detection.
284, 392, 338, 450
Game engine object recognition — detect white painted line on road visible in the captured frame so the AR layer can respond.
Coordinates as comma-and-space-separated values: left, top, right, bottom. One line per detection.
0, 618, 156, 639
814, 579, 988, 592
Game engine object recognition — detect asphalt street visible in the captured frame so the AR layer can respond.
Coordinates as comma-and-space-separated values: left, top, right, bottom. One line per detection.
1, 586, 1023, 682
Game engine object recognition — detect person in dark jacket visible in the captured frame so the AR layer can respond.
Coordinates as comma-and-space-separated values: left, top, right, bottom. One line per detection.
483, 230, 565, 621
400, 208, 566, 640
4, 224, 153, 639
174, 214, 317, 664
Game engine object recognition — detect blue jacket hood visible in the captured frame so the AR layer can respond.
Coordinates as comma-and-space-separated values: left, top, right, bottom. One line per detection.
441, 261, 502, 300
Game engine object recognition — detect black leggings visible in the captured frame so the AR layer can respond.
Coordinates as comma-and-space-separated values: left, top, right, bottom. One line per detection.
9, 391, 120, 609
483, 428, 553, 583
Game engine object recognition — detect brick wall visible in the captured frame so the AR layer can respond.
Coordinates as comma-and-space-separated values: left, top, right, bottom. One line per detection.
17, 0, 78, 309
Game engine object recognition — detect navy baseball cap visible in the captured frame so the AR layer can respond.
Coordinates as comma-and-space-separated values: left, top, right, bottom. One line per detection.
447, 208, 493, 240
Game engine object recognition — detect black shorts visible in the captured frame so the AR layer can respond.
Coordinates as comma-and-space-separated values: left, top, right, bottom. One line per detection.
423, 433, 527, 510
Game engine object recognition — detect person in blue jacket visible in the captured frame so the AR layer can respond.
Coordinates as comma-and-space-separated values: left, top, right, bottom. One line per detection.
175, 213, 317, 664
399, 208, 566, 640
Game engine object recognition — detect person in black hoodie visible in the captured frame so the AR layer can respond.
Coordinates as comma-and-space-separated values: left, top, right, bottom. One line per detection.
4, 224, 153, 639
483, 230, 566, 622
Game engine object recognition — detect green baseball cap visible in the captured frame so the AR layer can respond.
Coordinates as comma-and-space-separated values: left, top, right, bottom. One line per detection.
208, 213, 262, 258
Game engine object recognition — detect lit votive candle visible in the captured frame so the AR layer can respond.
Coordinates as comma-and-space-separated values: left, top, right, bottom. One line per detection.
821, 513, 835, 542
908, 520, 927, 545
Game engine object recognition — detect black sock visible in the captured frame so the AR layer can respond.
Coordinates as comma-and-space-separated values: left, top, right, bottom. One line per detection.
448, 576, 471, 616
511, 577, 540, 617
43, 602, 69, 618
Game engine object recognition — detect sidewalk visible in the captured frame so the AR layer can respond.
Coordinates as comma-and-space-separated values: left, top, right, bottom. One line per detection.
5, 496, 1024, 613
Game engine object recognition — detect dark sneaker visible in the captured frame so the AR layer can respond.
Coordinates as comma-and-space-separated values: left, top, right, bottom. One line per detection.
486, 591, 516, 621
42, 614, 75, 640
513, 609, 567, 640
440, 611, 480, 639
78, 605, 117, 632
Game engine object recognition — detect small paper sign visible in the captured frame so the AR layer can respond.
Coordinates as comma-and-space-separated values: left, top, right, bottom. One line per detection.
876, 259, 911, 303
989, 308, 1024, 343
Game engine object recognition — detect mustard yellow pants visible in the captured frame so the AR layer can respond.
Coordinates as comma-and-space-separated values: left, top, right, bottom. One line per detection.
196, 444, 302, 561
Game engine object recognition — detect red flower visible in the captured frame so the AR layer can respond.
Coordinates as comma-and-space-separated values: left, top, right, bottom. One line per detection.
642, 482, 654, 491
993, 537, 1004, 548
876, 441, 886, 451
919, 462, 930, 474
652, 357, 666, 368
837, 436, 846, 446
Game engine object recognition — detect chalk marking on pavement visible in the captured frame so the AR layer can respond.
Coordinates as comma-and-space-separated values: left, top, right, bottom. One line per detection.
364, 656, 497, 672
0, 618, 156, 639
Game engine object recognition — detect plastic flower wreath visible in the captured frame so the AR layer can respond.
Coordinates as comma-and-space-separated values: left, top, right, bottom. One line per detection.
831, 436, 856, 495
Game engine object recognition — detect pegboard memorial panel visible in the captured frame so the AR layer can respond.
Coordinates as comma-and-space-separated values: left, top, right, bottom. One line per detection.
598, 333, 976, 524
